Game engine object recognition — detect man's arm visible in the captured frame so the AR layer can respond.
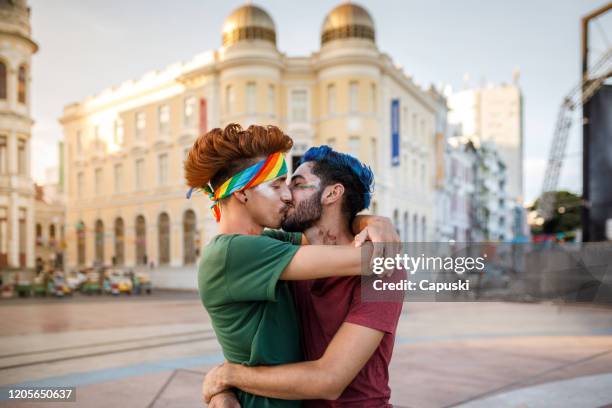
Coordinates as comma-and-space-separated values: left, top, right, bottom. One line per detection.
206, 390, 240, 408
203, 322, 384, 402
279, 243, 373, 280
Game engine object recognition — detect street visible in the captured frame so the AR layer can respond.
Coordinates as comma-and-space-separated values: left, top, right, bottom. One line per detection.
0, 291, 611, 407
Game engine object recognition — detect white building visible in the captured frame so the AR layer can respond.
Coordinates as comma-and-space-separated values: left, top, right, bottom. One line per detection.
447, 73, 523, 205
473, 141, 512, 241
0, 0, 37, 274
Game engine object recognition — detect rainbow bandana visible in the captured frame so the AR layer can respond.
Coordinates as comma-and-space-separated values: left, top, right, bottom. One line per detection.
186, 152, 288, 222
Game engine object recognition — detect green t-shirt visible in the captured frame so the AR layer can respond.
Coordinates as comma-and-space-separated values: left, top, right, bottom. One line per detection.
198, 230, 303, 408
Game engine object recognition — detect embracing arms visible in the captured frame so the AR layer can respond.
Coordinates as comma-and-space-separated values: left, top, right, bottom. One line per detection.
203, 322, 384, 402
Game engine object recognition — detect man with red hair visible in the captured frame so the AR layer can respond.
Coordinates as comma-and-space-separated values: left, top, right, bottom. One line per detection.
184, 124, 398, 408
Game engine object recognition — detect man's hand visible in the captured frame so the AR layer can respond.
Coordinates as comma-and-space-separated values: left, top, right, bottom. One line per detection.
207, 390, 240, 408
353, 216, 402, 275
202, 363, 230, 404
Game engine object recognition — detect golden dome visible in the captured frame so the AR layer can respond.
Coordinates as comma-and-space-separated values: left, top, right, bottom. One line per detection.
321, 3, 375, 45
222, 4, 276, 47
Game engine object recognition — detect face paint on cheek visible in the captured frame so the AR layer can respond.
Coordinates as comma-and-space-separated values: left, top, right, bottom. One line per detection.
253, 181, 278, 200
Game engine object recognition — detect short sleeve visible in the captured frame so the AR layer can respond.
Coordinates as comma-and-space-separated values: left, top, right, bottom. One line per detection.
262, 229, 302, 245
344, 273, 404, 334
226, 234, 300, 302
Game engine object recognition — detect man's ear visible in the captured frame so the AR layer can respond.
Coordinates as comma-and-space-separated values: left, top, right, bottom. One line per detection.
321, 183, 344, 205
233, 190, 248, 204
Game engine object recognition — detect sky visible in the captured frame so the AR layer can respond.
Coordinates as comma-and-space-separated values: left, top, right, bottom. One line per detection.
29, 0, 612, 203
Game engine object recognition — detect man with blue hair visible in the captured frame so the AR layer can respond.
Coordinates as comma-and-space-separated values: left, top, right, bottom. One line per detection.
204, 146, 404, 407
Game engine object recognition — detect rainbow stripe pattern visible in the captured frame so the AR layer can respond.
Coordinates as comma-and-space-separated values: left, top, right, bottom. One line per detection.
186, 152, 288, 222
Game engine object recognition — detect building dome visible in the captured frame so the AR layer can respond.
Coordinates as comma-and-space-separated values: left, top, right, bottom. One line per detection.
321, 3, 375, 46
222, 4, 276, 47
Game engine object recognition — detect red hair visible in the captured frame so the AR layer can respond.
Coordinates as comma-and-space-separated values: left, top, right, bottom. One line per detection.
184, 123, 293, 190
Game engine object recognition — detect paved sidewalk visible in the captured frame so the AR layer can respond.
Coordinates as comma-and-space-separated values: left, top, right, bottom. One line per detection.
0, 294, 610, 407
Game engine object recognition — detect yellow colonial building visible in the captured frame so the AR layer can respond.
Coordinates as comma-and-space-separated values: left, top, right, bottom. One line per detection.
60, 3, 438, 288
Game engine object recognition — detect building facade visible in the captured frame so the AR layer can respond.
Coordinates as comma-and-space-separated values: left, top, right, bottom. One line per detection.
447, 74, 524, 205
60, 3, 438, 288
0, 0, 37, 274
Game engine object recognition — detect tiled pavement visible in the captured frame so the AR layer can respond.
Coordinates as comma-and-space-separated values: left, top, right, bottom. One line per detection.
0, 291, 611, 407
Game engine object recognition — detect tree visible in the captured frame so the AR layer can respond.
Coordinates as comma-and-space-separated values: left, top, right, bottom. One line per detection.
530, 191, 582, 236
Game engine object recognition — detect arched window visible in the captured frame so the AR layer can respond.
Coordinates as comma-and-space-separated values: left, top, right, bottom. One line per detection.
95, 219, 104, 265
135, 215, 147, 265
183, 209, 196, 265
413, 214, 418, 242
49, 224, 56, 247
158, 212, 170, 265
18, 64, 26, 104
0, 61, 6, 100
77, 221, 86, 266
114, 217, 124, 266
403, 212, 409, 242
36, 223, 42, 246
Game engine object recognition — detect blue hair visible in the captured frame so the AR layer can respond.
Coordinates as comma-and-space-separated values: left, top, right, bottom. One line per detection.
299, 145, 374, 213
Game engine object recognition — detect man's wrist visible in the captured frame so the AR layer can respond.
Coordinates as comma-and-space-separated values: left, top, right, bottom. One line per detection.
222, 362, 239, 388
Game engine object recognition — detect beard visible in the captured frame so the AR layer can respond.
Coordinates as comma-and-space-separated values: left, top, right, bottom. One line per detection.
282, 190, 323, 232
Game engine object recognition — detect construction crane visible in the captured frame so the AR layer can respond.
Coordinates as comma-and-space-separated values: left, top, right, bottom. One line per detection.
539, 48, 612, 220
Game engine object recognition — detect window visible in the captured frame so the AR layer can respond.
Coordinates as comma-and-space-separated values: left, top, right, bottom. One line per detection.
268, 84, 276, 114
94, 125, 101, 148
184, 96, 197, 127
183, 209, 197, 264
95, 219, 104, 264
76, 220, 86, 266
349, 81, 358, 113
77, 171, 84, 197
327, 83, 336, 114
412, 113, 417, 138
0, 135, 6, 174
0, 62, 6, 100
393, 210, 399, 235
76, 130, 83, 154
135, 111, 146, 140
291, 89, 307, 122
94, 168, 103, 195
403, 212, 409, 242
18, 208, 26, 267
114, 163, 122, 193
413, 214, 418, 242
114, 117, 124, 145
135, 215, 147, 265
370, 83, 377, 113
158, 212, 170, 265
421, 216, 427, 241
36, 223, 42, 246
17, 138, 26, 175
246, 82, 256, 113
18, 65, 26, 104
370, 137, 377, 169
348, 136, 360, 158
135, 158, 144, 190
225, 85, 234, 114
0, 207, 7, 267
114, 217, 125, 266
158, 153, 168, 186
158, 105, 170, 136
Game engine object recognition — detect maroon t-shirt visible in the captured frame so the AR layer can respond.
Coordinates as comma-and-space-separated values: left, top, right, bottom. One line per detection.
290, 275, 404, 408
